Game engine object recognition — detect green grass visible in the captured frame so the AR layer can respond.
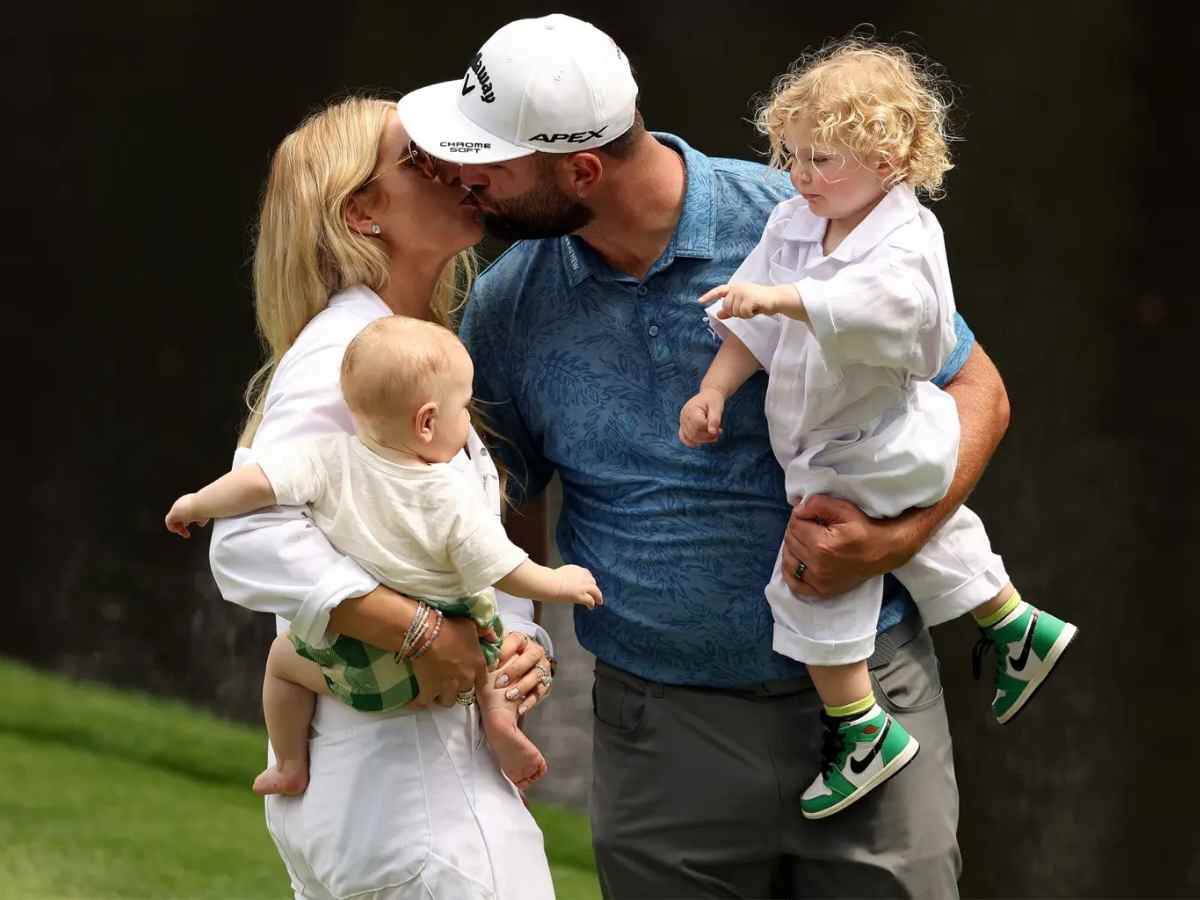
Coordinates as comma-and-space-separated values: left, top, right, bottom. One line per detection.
0, 658, 599, 900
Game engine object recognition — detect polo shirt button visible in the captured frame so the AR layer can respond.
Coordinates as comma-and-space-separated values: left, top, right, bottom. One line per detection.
637, 286, 648, 295
648, 324, 659, 336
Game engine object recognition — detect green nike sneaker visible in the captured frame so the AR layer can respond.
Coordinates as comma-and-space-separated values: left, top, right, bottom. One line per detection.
974, 600, 1078, 724
800, 705, 919, 820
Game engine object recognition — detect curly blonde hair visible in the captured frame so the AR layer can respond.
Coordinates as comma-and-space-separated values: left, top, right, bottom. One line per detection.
755, 39, 956, 199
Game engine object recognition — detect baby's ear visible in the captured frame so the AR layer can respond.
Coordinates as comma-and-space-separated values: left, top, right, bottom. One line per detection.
413, 401, 439, 443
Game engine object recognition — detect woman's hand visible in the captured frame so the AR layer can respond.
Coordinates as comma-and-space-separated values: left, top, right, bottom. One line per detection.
780, 494, 923, 598
492, 632, 553, 717
408, 616, 486, 708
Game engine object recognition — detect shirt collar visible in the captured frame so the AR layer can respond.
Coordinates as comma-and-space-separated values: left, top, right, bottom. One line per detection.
559, 132, 715, 287
826, 183, 921, 263
777, 196, 826, 243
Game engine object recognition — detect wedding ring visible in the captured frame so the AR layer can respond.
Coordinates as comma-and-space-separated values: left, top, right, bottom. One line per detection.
455, 689, 476, 706
534, 662, 552, 689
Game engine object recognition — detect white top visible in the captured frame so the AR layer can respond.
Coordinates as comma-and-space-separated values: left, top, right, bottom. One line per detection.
713, 184, 960, 516
258, 433, 529, 602
209, 285, 552, 653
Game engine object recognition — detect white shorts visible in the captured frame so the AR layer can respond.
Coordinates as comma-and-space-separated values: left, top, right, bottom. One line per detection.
768, 504, 1010, 666
264, 697, 555, 900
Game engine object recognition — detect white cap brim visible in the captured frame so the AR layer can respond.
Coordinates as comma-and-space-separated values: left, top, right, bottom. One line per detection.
397, 81, 535, 165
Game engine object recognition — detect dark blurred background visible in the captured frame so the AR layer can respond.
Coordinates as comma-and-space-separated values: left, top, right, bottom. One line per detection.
18, 1, 1200, 896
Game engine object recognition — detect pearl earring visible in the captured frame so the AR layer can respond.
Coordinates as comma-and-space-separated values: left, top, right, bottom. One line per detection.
370, 223, 381, 235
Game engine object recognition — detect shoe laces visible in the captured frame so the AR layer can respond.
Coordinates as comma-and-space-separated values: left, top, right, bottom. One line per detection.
972, 629, 997, 681
817, 712, 847, 776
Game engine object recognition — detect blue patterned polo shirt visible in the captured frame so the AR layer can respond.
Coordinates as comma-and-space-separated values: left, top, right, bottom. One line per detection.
460, 133, 975, 687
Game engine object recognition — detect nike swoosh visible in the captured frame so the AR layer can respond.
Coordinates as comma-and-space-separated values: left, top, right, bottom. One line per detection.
461, 75, 475, 96
1008, 610, 1040, 672
849, 719, 890, 775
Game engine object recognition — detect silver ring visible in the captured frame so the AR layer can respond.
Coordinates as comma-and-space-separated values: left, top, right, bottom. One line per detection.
793, 560, 807, 580
534, 662, 552, 689
455, 689, 476, 706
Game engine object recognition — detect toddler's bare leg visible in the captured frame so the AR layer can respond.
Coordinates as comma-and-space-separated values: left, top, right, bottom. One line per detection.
970, 582, 1016, 622
808, 660, 873, 710
475, 669, 547, 791
253, 634, 328, 797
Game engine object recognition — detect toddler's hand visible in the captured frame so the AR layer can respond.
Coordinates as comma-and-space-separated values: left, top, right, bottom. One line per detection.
679, 388, 725, 447
553, 565, 603, 609
164, 494, 208, 539
699, 281, 800, 320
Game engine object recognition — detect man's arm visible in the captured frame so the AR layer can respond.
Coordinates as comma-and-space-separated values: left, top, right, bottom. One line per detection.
780, 342, 1010, 597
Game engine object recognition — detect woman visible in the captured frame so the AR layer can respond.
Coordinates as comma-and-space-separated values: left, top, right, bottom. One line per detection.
209, 96, 557, 900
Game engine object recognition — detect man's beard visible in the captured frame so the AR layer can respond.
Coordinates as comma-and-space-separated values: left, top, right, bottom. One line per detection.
471, 179, 594, 242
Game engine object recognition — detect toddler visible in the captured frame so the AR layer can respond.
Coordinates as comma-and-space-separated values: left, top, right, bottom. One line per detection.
168, 316, 601, 794
680, 41, 1077, 819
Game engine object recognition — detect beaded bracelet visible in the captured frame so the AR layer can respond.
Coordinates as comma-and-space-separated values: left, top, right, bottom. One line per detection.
410, 608, 445, 659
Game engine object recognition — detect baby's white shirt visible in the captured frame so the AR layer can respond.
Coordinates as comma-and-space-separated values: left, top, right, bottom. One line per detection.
258, 434, 529, 603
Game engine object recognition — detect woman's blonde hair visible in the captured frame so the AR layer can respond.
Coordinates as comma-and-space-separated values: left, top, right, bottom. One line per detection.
755, 38, 956, 198
239, 95, 476, 448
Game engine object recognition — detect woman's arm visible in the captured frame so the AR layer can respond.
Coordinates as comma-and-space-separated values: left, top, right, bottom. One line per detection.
780, 341, 1010, 597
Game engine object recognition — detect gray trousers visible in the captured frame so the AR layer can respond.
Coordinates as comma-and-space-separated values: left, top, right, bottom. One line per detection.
590, 619, 960, 899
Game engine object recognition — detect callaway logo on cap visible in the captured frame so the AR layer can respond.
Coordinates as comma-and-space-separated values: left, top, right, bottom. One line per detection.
397, 14, 638, 164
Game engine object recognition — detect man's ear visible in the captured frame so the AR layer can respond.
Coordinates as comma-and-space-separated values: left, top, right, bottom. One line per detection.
560, 152, 604, 199
412, 401, 438, 444
345, 192, 375, 236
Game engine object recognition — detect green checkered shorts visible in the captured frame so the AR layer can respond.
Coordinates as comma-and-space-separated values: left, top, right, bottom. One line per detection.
290, 589, 503, 713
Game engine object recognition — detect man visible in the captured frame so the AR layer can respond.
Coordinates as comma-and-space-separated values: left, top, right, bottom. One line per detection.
399, 14, 1010, 897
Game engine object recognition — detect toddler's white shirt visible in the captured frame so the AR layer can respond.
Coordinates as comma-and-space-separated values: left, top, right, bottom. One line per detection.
258, 434, 528, 603
713, 184, 960, 516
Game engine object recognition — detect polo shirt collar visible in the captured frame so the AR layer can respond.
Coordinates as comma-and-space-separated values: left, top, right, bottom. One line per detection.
559, 132, 715, 287
657, 132, 716, 260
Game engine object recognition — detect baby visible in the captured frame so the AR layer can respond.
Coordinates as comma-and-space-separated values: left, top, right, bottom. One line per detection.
167, 316, 601, 794
680, 40, 1077, 818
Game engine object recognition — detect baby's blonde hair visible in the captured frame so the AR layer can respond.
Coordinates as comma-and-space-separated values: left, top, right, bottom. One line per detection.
339, 316, 465, 435
756, 38, 955, 198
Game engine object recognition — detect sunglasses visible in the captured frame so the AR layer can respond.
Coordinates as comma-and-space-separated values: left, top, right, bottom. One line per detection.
359, 141, 441, 190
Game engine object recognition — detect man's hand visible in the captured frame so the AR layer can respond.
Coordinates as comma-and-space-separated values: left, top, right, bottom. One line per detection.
780, 495, 921, 598
408, 616, 485, 708
699, 281, 804, 321
783, 343, 1011, 598
679, 387, 726, 447
492, 632, 553, 717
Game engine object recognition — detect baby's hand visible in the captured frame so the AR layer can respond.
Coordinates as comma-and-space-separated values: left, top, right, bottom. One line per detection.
679, 388, 725, 447
164, 494, 208, 539
553, 565, 603, 609
699, 281, 801, 320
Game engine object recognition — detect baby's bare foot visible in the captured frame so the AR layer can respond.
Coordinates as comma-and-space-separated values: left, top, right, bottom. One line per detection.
252, 759, 309, 796
482, 707, 547, 791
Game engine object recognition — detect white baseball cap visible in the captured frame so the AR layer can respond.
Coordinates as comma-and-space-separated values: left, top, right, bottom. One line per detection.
397, 14, 638, 164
